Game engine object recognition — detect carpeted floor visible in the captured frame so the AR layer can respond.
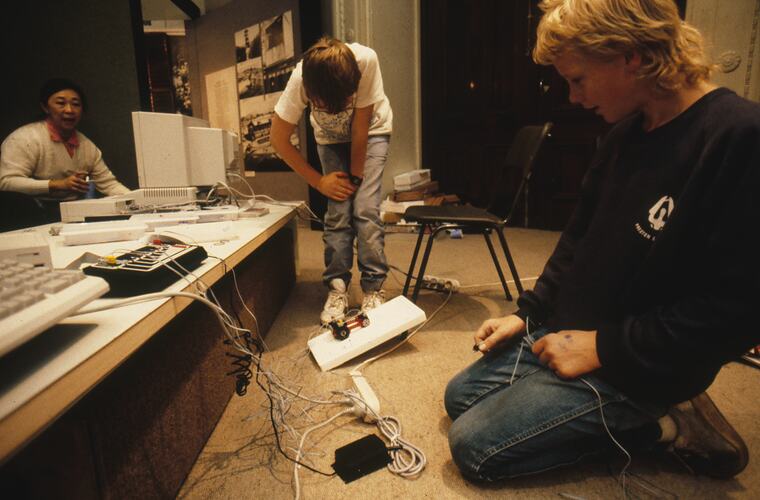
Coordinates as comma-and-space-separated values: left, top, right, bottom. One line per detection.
177, 225, 759, 499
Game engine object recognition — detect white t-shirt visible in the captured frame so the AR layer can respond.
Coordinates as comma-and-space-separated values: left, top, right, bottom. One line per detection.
274, 43, 393, 145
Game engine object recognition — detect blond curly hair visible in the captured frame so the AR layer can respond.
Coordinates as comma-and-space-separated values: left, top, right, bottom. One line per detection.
533, 0, 713, 91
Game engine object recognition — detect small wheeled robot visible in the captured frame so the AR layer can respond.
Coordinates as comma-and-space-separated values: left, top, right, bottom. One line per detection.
328, 312, 370, 340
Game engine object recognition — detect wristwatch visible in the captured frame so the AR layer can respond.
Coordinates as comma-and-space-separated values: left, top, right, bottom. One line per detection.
349, 174, 363, 187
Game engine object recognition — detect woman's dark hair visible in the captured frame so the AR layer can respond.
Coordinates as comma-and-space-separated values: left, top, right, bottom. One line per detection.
39, 78, 87, 112
302, 37, 361, 114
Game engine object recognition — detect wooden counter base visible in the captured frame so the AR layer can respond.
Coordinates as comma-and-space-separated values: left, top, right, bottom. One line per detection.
0, 225, 295, 499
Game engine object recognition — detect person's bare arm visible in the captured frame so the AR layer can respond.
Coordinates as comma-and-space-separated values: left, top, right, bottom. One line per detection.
349, 105, 373, 179
270, 114, 355, 201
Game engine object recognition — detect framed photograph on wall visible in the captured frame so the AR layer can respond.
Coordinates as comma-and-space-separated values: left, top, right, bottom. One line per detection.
234, 10, 298, 172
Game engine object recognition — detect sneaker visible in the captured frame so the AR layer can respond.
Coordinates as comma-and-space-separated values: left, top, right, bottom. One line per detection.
361, 289, 385, 312
667, 392, 749, 479
320, 278, 348, 324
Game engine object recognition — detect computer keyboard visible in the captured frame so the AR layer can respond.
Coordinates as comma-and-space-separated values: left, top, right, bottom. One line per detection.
0, 259, 110, 357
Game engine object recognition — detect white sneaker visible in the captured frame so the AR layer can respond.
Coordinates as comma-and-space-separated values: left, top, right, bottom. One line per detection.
361, 289, 385, 312
320, 278, 348, 324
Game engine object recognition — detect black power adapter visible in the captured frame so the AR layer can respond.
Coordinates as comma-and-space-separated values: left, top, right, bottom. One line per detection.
332, 434, 392, 483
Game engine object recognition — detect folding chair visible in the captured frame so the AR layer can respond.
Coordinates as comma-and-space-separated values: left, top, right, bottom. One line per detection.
401, 122, 553, 302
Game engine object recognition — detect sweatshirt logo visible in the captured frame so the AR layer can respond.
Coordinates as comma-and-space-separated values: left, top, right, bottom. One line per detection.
635, 195, 674, 241
648, 196, 674, 231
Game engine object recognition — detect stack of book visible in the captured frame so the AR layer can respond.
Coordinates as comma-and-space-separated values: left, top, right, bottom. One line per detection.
381, 169, 460, 231
392, 180, 439, 202
393, 168, 431, 191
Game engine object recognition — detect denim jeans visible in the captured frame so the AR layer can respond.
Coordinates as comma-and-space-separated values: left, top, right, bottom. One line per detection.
444, 328, 668, 481
317, 135, 389, 292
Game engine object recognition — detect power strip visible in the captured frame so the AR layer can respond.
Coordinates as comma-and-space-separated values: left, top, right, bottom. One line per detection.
349, 371, 380, 422
421, 275, 460, 292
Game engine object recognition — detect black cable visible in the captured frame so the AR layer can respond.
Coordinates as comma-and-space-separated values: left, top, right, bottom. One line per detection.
207, 254, 260, 396
206, 254, 333, 472
389, 263, 420, 282
253, 350, 336, 477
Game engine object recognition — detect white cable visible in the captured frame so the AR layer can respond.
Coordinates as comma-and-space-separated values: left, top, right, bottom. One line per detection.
228, 172, 257, 199
75, 290, 220, 316
325, 289, 455, 480
293, 408, 353, 500
158, 253, 267, 357
378, 415, 427, 477
77, 241, 438, 493
458, 276, 539, 289
579, 376, 632, 494
339, 390, 427, 478
129, 199, 216, 214
71, 268, 364, 499
254, 193, 322, 223
212, 180, 240, 206
228, 261, 266, 347
518, 319, 632, 495
353, 288, 454, 373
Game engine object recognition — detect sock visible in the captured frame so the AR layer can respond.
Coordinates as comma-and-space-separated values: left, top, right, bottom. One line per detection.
657, 414, 677, 442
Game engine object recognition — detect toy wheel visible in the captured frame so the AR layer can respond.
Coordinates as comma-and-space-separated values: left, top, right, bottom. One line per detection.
338, 326, 350, 340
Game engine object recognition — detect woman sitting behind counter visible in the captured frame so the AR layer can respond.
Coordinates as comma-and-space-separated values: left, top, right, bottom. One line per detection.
0, 78, 130, 202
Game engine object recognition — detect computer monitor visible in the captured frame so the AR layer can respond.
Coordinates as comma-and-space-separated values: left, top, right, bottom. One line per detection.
132, 111, 241, 188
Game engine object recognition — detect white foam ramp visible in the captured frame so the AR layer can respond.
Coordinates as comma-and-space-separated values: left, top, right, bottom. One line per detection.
308, 295, 426, 371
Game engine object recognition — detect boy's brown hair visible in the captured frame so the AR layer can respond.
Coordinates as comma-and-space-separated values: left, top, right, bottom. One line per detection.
302, 37, 361, 114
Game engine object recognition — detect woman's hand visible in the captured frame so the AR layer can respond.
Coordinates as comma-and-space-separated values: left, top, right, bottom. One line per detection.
531, 330, 601, 379
317, 172, 357, 201
474, 314, 526, 352
49, 172, 89, 193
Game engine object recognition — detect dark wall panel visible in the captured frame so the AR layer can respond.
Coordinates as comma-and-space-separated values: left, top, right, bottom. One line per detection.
1, 1, 144, 190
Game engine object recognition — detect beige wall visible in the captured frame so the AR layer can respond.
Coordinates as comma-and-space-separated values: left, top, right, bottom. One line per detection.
687, 0, 760, 101
327, 0, 423, 195
186, 0, 309, 205
180, 0, 421, 201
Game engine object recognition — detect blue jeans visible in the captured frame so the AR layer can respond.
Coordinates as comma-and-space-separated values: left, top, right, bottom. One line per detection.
444, 328, 668, 481
317, 136, 389, 292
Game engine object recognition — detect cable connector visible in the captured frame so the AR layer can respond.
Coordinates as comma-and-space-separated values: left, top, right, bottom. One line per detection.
421, 275, 460, 293
349, 371, 380, 422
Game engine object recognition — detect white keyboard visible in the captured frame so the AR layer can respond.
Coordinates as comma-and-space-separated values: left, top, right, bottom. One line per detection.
0, 259, 110, 357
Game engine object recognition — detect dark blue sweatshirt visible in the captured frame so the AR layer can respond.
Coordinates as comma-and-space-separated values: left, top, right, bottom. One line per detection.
517, 88, 760, 405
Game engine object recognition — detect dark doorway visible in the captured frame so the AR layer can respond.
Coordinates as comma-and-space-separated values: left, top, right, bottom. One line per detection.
143, 33, 176, 113
421, 0, 609, 230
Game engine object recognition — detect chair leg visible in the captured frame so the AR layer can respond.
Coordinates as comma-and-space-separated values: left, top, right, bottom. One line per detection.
483, 231, 513, 301
495, 227, 524, 295
403, 224, 427, 297
411, 225, 447, 302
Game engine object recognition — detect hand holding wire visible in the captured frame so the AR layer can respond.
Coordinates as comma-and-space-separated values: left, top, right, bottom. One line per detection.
473, 314, 526, 353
